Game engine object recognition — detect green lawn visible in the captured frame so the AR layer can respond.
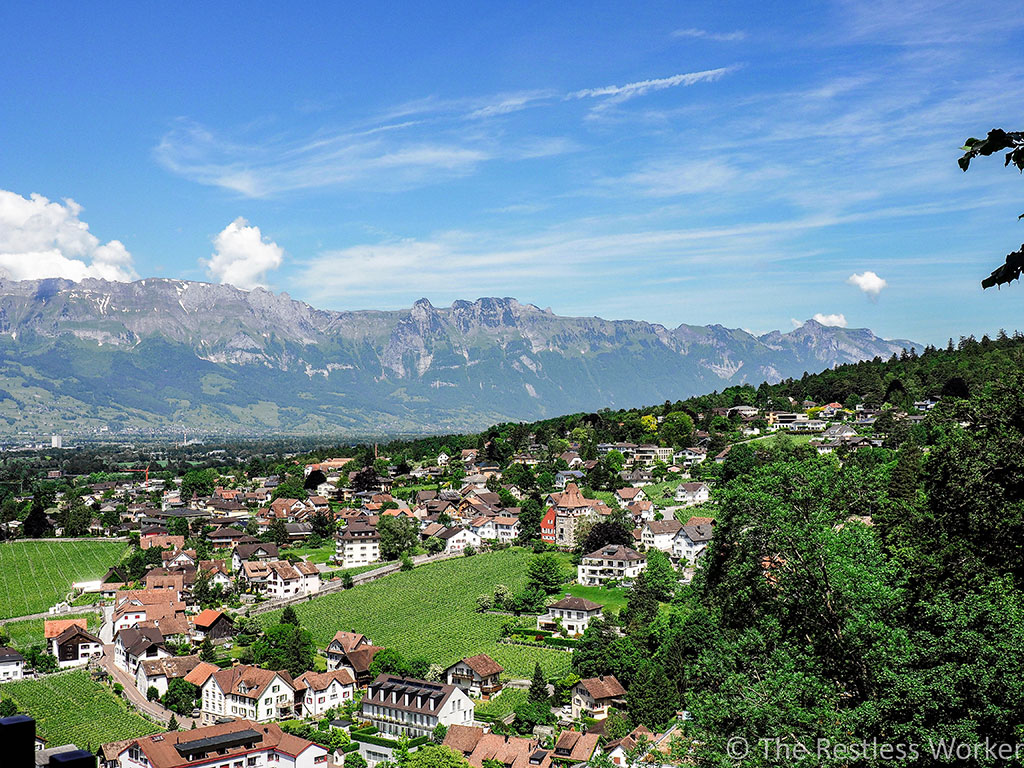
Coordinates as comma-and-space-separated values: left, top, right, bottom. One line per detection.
0, 671, 159, 750
0, 540, 128, 619
2, 612, 102, 650
286, 543, 336, 564
71, 592, 106, 607
563, 584, 630, 613
261, 549, 573, 679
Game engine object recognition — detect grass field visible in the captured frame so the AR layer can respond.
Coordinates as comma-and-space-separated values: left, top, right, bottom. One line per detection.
0, 671, 159, 749
563, 584, 630, 613
2, 612, 102, 650
261, 549, 573, 679
0, 540, 128, 619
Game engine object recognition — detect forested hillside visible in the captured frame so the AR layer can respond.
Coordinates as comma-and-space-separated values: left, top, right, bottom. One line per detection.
569, 353, 1024, 765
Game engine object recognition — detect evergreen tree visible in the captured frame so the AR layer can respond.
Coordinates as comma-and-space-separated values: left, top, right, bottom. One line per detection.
528, 663, 547, 703
23, 495, 52, 538
281, 605, 300, 626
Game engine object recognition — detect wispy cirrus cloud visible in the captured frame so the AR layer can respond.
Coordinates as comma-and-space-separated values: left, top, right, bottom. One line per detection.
672, 28, 747, 42
156, 67, 735, 197
568, 67, 735, 116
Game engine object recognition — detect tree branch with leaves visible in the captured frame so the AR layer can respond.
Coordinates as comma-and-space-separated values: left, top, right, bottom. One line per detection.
958, 129, 1024, 288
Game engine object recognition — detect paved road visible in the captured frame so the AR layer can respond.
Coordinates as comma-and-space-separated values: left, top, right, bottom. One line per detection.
98, 645, 200, 729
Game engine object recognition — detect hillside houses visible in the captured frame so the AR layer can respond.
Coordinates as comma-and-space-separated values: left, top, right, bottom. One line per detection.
538, 596, 603, 637
673, 481, 710, 506
44, 619, 102, 669
360, 674, 474, 739
265, 559, 321, 599
100, 720, 328, 768
199, 665, 298, 725
444, 654, 504, 698
294, 669, 357, 716
326, 631, 383, 686
577, 545, 646, 587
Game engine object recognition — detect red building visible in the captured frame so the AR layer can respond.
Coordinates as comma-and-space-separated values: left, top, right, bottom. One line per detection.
540, 507, 557, 543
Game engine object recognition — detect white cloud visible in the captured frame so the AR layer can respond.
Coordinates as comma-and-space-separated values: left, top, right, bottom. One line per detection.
156, 121, 492, 198
812, 312, 848, 327
204, 218, 284, 290
847, 270, 887, 298
672, 28, 747, 42
568, 68, 734, 105
0, 189, 137, 282
608, 158, 740, 197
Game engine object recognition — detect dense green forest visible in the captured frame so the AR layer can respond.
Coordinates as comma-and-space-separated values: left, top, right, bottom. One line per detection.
565, 359, 1024, 766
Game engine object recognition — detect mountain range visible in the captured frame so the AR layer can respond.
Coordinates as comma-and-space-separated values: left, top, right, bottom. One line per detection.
0, 278, 917, 437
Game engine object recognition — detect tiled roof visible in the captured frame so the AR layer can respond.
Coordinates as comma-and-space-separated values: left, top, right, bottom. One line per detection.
579, 674, 626, 700
460, 653, 504, 677
44, 618, 87, 640
547, 596, 602, 612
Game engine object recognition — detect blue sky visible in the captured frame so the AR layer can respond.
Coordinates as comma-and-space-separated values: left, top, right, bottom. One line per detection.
1, 1, 1023, 345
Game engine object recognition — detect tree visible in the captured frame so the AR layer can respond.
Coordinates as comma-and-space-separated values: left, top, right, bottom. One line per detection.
199, 637, 217, 663
162, 679, 199, 716
281, 605, 300, 626
266, 519, 289, 547
252, 623, 315, 676
642, 550, 677, 602
378, 515, 420, 560
368, 647, 411, 678
660, 411, 694, 447
958, 129, 1024, 288
579, 520, 633, 555
528, 663, 548, 703
23, 495, 52, 538
272, 476, 308, 501
147, 685, 159, 702
345, 753, 369, 768
167, 516, 190, 538
400, 553, 414, 571
352, 467, 380, 493
620, 573, 659, 637
526, 554, 564, 594
311, 508, 335, 539
626, 663, 677, 729
424, 536, 445, 554
516, 497, 544, 542
60, 494, 93, 537
406, 745, 470, 768
180, 469, 216, 500
431, 723, 448, 744
167, 714, 180, 731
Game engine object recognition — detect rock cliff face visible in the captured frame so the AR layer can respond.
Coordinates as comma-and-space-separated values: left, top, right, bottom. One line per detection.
0, 278, 917, 436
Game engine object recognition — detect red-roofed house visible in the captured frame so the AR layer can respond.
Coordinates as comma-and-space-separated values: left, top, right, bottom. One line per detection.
443, 654, 504, 698
571, 675, 626, 720
191, 609, 234, 642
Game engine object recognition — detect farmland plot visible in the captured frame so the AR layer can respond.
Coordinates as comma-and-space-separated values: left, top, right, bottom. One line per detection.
0, 671, 159, 749
0, 540, 127, 619
262, 548, 573, 679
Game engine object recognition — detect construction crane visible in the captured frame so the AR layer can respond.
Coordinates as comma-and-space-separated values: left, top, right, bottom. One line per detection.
123, 464, 151, 484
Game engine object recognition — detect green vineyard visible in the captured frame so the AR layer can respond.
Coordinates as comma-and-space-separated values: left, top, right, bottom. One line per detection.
0, 671, 159, 749
0, 540, 127, 620
262, 548, 573, 679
